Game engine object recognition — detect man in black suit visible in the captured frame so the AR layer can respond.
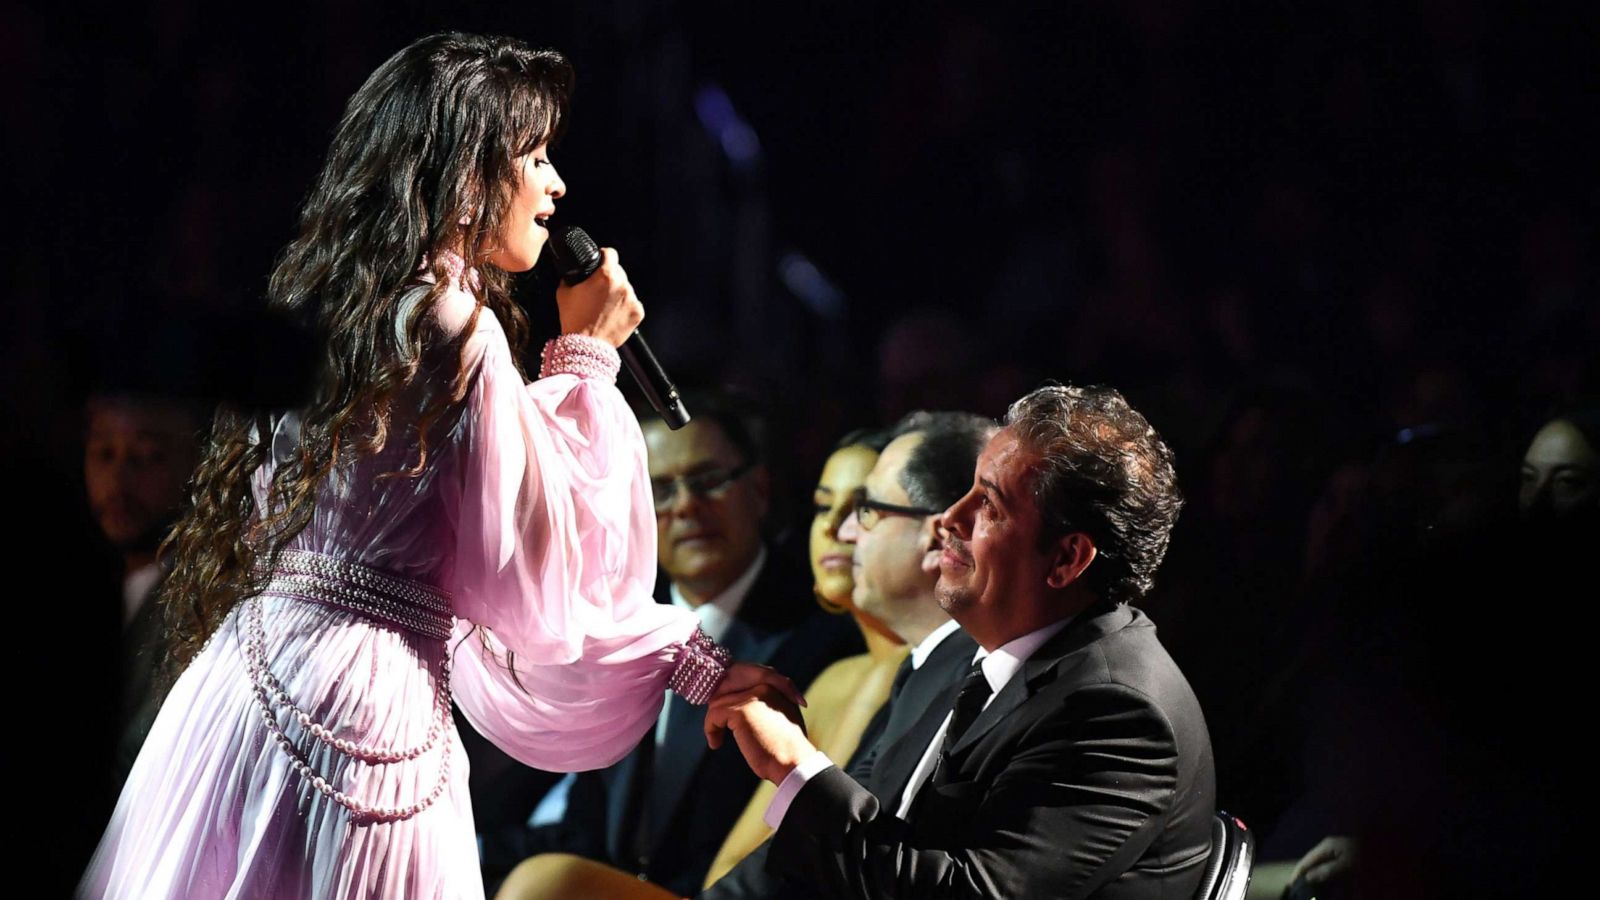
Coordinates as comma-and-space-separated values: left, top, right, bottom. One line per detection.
702, 410, 993, 900
708, 385, 1215, 899
479, 396, 859, 896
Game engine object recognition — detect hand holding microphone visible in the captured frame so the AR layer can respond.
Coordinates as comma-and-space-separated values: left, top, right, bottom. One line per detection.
545, 225, 691, 429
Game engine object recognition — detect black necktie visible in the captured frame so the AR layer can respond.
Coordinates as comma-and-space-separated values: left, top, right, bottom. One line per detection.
929, 659, 992, 787
622, 731, 655, 873
888, 654, 914, 703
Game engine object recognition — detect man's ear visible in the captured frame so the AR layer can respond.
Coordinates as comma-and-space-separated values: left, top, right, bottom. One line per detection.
1044, 532, 1096, 590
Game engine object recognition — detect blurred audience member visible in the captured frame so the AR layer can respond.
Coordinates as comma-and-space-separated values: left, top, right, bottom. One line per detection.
702, 427, 901, 885
83, 390, 202, 779
481, 395, 859, 897
1155, 381, 1338, 839
1249, 835, 1358, 900
707, 385, 1213, 899
875, 310, 984, 423
496, 411, 993, 900
1518, 410, 1600, 529
704, 409, 993, 897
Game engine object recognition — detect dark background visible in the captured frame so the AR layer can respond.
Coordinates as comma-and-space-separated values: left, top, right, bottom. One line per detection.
8, 1, 1597, 895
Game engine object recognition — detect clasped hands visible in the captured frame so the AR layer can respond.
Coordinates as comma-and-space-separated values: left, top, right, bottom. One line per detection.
704, 662, 816, 785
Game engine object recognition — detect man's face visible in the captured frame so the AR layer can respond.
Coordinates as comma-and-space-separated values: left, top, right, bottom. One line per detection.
936, 428, 1055, 641
645, 418, 768, 596
84, 397, 199, 551
1520, 419, 1599, 519
839, 432, 938, 633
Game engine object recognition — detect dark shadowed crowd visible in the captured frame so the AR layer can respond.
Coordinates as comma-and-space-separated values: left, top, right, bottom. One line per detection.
10, 2, 1596, 898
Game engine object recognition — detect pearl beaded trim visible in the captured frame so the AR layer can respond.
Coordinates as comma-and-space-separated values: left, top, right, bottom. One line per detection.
540, 334, 621, 383
243, 551, 456, 823
431, 250, 481, 293
667, 627, 732, 705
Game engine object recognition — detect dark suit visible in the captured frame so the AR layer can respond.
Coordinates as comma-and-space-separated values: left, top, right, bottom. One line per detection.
114, 578, 171, 790
768, 602, 1215, 900
702, 625, 978, 900
845, 628, 979, 794
478, 551, 862, 896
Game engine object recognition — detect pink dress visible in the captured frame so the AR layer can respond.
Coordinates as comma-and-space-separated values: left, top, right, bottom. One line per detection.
80, 268, 703, 899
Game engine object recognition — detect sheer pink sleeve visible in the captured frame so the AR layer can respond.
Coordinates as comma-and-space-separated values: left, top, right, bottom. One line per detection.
442, 302, 701, 771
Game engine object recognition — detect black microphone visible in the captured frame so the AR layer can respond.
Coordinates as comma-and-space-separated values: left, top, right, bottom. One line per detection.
543, 225, 691, 429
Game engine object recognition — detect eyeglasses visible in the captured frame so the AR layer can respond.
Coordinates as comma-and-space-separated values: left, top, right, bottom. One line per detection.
851, 487, 939, 531
651, 460, 756, 511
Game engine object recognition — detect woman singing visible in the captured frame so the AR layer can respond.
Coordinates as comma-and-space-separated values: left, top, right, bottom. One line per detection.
81, 32, 793, 900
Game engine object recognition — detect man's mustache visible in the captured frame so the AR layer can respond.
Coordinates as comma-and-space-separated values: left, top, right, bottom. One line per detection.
941, 533, 972, 564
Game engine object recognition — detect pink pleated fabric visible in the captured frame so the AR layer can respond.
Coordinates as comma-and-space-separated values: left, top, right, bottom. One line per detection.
80, 271, 699, 899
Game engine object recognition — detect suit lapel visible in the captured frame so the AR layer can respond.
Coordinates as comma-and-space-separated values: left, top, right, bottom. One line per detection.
947, 602, 1134, 757
879, 630, 977, 747
872, 675, 966, 803
862, 628, 977, 798
644, 692, 706, 844
606, 740, 647, 861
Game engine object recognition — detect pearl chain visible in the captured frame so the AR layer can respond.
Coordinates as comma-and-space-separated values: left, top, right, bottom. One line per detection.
243, 598, 451, 822
242, 551, 457, 823
246, 596, 451, 763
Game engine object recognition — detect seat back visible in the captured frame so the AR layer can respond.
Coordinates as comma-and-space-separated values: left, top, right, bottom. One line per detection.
1192, 811, 1255, 900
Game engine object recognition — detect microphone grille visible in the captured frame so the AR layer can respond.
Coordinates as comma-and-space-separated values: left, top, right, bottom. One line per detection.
548, 225, 602, 284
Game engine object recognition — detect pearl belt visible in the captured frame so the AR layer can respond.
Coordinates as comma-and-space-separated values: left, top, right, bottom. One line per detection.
259, 549, 454, 642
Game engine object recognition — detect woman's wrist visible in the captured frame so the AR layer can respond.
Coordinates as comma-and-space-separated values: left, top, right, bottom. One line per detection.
539, 334, 620, 382
668, 627, 732, 705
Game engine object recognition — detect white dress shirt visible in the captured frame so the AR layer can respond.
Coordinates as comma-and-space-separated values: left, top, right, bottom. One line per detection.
658, 547, 766, 748
892, 616, 1072, 818
911, 618, 965, 670
667, 547, 765, 644
123, 561, 162, 627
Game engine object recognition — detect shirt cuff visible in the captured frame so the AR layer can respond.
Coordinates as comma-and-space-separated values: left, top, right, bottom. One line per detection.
763, 751, 834, 830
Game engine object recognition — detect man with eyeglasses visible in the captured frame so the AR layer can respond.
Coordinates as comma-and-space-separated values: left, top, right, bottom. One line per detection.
643, 405, 772, 617
478, 394, 862, 897
707, 385, 1216, 900
842, 411, 996, 662
702, 409, 993, 900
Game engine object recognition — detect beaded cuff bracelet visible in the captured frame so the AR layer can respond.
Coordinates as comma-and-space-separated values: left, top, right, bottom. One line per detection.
667, 627, 732, 705
539, 334, 621, 383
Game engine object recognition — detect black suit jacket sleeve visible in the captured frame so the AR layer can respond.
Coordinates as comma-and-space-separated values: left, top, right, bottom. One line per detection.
768, 682, 1182, 900
841, 701, 891, 784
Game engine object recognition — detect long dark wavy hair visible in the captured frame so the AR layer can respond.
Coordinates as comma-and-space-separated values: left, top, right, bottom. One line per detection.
160, 33, 574, 667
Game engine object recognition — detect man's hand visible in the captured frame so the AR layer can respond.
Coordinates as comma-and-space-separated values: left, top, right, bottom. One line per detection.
1286, 836, 1356, 898
704, 681, 815, 785
715, 661, 807, 708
